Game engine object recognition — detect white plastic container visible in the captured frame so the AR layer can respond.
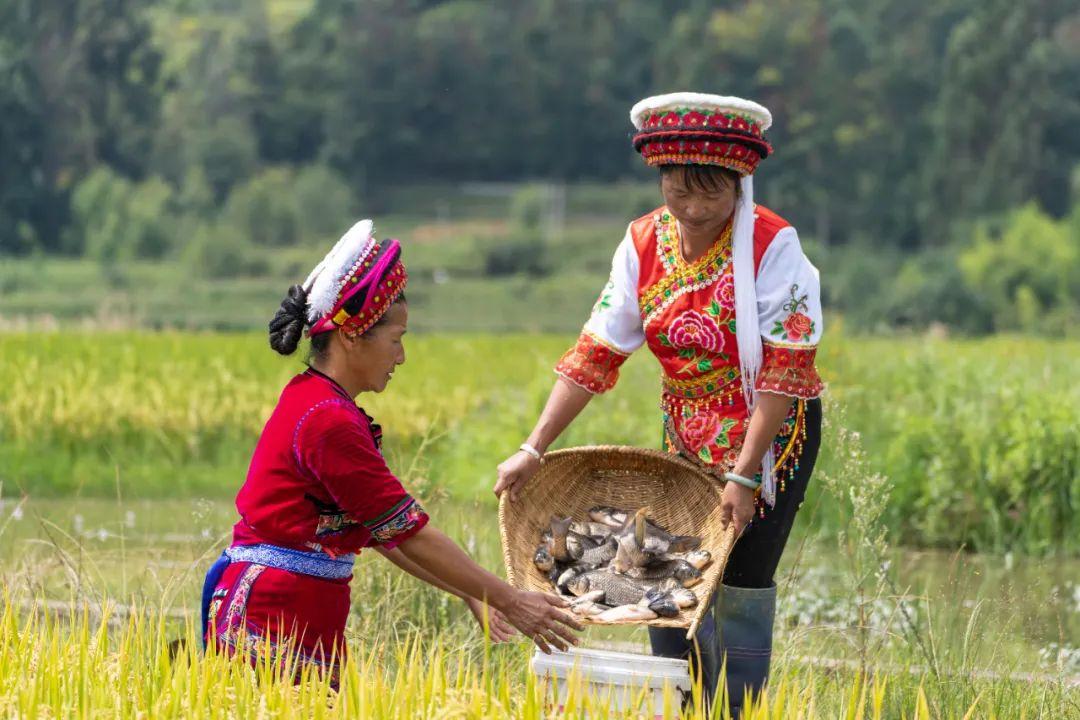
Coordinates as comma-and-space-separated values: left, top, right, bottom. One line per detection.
531, 647, 692, 717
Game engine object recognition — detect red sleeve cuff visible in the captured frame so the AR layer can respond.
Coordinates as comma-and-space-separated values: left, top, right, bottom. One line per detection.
754, 342, 824, 399
554, 332, 630, 395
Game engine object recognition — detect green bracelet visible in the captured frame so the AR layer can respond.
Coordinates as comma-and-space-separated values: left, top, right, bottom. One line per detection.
723, 472, 761, 491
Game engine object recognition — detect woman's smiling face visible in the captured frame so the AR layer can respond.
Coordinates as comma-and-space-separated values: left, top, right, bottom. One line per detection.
659, 165, 739, 238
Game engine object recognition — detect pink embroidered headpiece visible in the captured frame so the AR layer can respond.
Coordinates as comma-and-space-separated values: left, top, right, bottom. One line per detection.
303, 220, 408, 337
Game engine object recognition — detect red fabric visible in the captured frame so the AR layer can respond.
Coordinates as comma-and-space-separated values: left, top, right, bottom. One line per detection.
751, 206, 792, 274
555, 332, 630, 394
755, 342, 824, 399
210, 368, 429, 679
232, 368, 429, 556
206, 561, 351, 683
626, 205, 798, 468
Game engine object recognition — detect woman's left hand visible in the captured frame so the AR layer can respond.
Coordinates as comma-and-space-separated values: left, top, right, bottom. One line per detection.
465, 597, 517, 642
720, 480, 756, 537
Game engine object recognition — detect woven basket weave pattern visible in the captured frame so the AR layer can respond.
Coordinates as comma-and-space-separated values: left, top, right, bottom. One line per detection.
498, 445, 737, 634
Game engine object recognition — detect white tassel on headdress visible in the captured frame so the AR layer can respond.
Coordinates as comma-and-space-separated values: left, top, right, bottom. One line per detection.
731, 174, 777, 505
306, 219, 375, 323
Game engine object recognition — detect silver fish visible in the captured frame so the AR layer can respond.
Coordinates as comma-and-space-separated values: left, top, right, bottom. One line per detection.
626, 559, 702, 587
555, 562, 600, 592
612, 508, 660, 572
566, 570, 652, 606
682, 550, 712, 570
594, 604, 657, 622
566, 531, 601, 559
569, 590, 607, 616
655, 549, 712, 569
570, 521, 614, 540
555, 567, 577, 592
571, 589, 604, 604
641, 531, 701, 555
589, 505, 667, 533
576, 536, 618, 565
669, 587, 698, 609
534, 544, 555, 573
643, 588, 680, 618
588, 505, 629, 528
589, 506, 701, 553
549, 516, 573, 562
571, 601, 608, 617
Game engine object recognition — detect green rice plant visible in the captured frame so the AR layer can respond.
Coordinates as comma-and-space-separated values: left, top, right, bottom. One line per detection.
1, 331, 1078, 553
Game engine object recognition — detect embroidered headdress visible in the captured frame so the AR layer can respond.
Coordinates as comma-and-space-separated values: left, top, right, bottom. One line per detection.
631, 92, 779, 496
630, 92, 772, 175
302, 220, 408, 337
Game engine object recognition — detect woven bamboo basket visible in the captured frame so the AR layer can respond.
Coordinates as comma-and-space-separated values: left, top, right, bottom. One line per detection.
499, 445, 737, 640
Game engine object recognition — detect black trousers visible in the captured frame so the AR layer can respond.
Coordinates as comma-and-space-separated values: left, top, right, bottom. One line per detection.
649, 397, 822, 651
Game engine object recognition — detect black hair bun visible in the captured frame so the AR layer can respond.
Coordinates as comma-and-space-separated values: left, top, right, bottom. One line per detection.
268, 284, 309, 355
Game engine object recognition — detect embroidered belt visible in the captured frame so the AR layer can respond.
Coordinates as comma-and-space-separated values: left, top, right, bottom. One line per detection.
225, 544, 356, 580
661, 365, 742, 401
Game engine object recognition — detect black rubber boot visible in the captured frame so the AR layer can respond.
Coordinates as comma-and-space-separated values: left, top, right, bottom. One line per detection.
715, 583, 776, 718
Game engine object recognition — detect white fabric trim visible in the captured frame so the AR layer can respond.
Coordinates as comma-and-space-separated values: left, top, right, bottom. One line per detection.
630, 93, 772, 131
733, 176, 762, 409
582, 227, 646, 355
306, 219, 375, 323
753, 224, 823, 504
731, 176, 773, 502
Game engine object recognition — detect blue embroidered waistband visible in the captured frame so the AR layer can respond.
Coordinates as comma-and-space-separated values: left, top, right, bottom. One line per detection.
225, 544, 356, 580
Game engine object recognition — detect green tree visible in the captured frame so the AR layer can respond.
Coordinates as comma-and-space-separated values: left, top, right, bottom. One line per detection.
69, 167, 175, 262
926, 0, 1080, 239
959, 204, 1080, 333
224, 167, 300, 247
292, 166, 355, 241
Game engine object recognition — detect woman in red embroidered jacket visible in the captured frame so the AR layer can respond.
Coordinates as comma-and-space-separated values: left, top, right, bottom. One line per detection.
202, 221, 581, 683
494, 94, 824, 714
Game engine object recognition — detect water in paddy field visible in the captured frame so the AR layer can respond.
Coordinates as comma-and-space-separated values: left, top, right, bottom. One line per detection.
3, 498, 1077, 681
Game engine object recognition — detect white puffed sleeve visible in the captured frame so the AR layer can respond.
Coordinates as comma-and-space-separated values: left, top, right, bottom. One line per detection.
555, 226, 645, 394
753, 227, 824, 398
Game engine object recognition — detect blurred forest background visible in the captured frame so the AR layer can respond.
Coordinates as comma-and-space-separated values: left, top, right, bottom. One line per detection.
1, 0, 1079, 334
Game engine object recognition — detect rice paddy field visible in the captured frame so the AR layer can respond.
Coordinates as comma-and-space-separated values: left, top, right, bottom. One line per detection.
2, 331, 1079, 717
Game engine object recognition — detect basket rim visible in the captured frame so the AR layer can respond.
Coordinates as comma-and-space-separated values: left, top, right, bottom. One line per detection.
538, 445, 715, 480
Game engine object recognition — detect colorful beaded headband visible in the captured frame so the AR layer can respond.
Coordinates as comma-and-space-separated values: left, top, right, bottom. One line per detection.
629, 93, 773, 175
304, 220, 408, 337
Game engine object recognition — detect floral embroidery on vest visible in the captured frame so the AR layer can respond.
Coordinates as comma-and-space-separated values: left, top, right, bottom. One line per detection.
713, 273, 735, 311
639, 212, 732, 327
666, 310, 725, 354
555, 204, 821, 516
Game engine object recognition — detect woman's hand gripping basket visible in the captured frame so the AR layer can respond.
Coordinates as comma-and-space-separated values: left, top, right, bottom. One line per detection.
499, 446, 737, 640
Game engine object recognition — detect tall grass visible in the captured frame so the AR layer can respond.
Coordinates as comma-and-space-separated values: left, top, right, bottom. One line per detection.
1, 597, 1073, 718
2, 332, 1077, 553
